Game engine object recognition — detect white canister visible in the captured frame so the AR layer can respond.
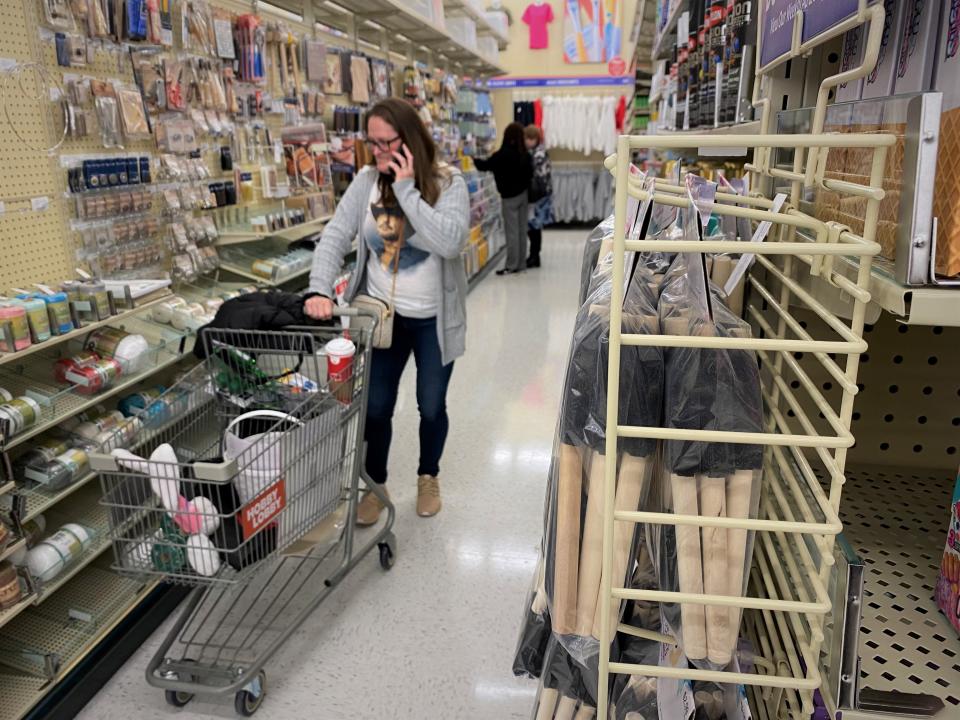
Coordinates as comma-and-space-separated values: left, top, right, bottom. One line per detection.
152, 296, 187, 324
88, 328, 149, 374
26, 523, 93, 583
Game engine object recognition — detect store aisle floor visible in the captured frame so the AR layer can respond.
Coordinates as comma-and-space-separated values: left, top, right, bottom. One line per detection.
77, 229, 587, 720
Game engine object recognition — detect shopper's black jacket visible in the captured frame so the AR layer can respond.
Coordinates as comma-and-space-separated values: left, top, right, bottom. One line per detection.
474, 146, 533, 199
193, 290, 331, 359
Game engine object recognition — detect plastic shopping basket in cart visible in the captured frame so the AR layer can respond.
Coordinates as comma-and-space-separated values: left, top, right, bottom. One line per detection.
89, 309, 395, 716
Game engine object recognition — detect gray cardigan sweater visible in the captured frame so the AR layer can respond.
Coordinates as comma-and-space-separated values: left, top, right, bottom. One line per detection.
308, 165, 470, 366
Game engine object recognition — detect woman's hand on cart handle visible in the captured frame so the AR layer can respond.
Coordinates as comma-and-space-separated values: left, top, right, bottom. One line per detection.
304, 295, 335, 320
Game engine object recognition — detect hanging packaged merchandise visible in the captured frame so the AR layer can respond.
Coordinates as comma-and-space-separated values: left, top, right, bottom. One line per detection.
649, 175, 763, 672
371, 60, 390, 99
235, 14, 265, 83
305, 39, 326, 83
93, 96, 123, 149
212, 7, 236, 59
164, 59, 186, 111
115, 84, 151, 139
183, 0, 214, 55
43, 0, 76, 30
131, 54, 165, 113
324, 51, 343, 95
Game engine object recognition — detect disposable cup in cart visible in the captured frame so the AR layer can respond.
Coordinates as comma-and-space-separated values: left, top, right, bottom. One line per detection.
88, 307, 395, 716
325, 337, 355, 404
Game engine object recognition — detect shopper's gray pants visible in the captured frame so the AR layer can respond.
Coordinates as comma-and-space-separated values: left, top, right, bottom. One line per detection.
502, 192, 529, 272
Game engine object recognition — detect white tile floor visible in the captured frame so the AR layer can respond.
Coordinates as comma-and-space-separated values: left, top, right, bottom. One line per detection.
77, 229, 587, 720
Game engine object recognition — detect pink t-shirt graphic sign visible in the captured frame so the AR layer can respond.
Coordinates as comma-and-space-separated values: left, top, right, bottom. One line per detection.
523, 2, 554, 50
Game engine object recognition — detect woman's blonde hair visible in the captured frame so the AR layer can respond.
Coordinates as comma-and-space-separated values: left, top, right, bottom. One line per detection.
523, 125, 542, 144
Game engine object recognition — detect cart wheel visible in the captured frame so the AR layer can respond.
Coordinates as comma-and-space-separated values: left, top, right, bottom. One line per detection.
163, 659, 195, 708
378, 542, 394, 570
165, 690, 194, 708
234, 671, 266, 717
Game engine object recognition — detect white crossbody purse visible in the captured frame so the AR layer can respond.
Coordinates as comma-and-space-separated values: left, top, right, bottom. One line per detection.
350, 249, 400, 349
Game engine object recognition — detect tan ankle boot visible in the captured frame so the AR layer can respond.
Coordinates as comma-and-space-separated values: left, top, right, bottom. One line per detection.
356, 487, 388, 527
417, 475, 442, 517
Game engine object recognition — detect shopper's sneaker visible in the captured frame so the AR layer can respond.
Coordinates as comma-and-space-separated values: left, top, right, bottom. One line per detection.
356, 487, 389, 527
417, 475, 442, 517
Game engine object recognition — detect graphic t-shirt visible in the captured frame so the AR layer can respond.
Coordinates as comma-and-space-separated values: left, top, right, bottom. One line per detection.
364, 183, 440, 319
522, 2, 554, 50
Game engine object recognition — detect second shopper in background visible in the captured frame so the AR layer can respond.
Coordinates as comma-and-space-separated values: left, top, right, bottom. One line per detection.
474, 122, 533, 275
524, 125, 553, 269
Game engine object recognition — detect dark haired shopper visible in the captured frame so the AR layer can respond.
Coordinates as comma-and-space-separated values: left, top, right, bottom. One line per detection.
305, 98, 470, 525
474, 122, 533, 275
524, 125, 553, 268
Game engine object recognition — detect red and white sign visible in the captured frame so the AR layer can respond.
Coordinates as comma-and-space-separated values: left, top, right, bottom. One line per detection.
608, 56, 627, 76
240, 479, 286, 539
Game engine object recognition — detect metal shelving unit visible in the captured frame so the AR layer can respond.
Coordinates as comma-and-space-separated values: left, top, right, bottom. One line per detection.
215, 213, 333, 247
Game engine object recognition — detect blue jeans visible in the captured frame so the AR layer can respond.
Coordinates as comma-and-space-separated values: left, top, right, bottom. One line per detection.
364, 314, 454, 484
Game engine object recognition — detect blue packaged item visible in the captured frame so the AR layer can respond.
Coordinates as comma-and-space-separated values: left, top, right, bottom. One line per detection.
118, 387, 168, 425
35, 292, 74, 334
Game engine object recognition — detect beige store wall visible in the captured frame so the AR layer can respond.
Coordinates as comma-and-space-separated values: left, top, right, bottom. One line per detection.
488, 0, 639, 162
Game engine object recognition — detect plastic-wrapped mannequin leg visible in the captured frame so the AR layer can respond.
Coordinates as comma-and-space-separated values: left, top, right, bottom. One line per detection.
553, 695, 578, 720
723, 468, 755, 655
701, 474, 730, 666
536, 687, 560, 720
513, 554, 554, 678
555, 443, 584, 635
671, 472, 707, 660
573, 705, 596, 719
575, 451, 606, 637
592, 452, 651, 641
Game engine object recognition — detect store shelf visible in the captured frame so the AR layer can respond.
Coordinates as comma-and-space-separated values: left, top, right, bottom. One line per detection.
314, 0, 506, 74
18, 470, 96, 524
218, 262, 311, 287
0, 566, 156, 719
0, 343, 185, 453
0, 593, 35, 634
651, 1, 684, 61
468, 246, 505, 291
654, 119, 763, 136
215, 213, 333, 247
0, 538, 24, 564
443, 0, 509, 49
0, 482, 13, 497
0, 295, 170, 370
839, 464, 959, 717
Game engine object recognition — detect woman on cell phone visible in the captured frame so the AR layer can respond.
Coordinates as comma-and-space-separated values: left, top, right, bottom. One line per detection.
305, 98, 470, 526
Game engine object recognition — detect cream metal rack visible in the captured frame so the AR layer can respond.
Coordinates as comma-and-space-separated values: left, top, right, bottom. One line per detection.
596, 130, 893, 719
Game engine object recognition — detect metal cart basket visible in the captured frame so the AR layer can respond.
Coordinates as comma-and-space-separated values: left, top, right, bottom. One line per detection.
90, 312, 395, 716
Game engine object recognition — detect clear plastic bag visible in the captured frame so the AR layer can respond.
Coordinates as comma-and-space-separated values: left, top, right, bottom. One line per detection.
651, 230, 764, 671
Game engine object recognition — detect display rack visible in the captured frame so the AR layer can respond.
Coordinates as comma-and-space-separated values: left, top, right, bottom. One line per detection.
623, 2, 960, 717
596, 132, 888, 718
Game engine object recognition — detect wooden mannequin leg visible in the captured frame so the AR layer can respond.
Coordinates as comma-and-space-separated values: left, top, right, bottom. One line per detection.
592, 452, 650, 640
536, 687, 559, 720
573, 705, 596, 720
701, 475, 730, 666
553, 695, 578, 720
554, 443, 584, 635
724, 468, 755, 652
671, 472, 706, 660
575, 451, 606, 636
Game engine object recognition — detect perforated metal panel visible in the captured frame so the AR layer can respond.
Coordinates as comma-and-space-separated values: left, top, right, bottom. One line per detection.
841, 464, 960, 712
753, 297, 960, 470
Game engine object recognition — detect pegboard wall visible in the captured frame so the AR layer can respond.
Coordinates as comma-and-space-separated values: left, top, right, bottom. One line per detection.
753, 285, 959, 472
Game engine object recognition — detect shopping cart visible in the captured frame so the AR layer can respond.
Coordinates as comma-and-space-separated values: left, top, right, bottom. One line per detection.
90, 309, 395, 716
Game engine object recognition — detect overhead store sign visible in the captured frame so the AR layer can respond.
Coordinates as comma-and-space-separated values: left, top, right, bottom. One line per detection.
760, 0, 861, 67
488, 76, 633, 88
